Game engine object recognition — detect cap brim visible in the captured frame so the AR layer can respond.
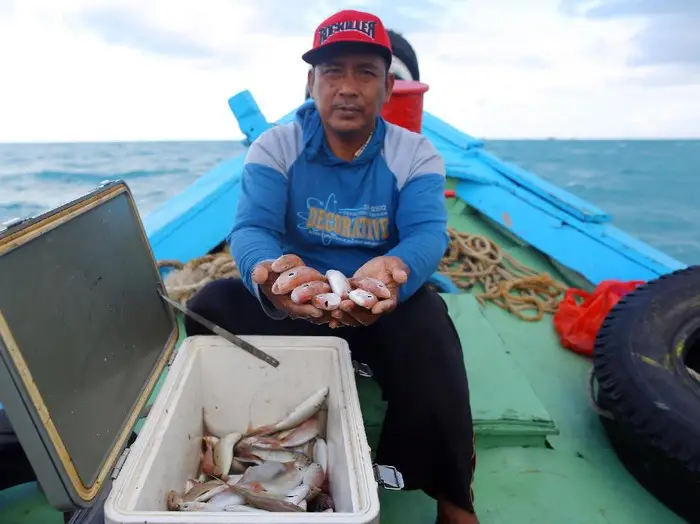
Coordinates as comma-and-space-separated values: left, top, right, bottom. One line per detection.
302, 41, 392, 66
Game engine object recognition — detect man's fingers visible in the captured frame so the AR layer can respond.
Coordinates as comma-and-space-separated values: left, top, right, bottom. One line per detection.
391, 267, 408, 284
288, 303, 324, 319
271, 254, 305, 273
252, 265, 269, 284
349, 276, 392, 299
339, 299, 355, 313
371, 298, 396, 315
332, 309, 361, 327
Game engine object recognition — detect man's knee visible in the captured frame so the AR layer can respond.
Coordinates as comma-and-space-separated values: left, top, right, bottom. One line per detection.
381, 286, 457, 342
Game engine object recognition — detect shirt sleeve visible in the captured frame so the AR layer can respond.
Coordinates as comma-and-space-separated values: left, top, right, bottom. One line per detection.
227, 129, 291, 319
386, 137, 449, 302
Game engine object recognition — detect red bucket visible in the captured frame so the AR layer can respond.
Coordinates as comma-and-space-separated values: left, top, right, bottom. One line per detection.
381, 79, 429, 134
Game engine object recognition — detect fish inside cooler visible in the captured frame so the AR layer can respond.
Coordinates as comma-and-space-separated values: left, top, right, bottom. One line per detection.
103, 335, 380, 524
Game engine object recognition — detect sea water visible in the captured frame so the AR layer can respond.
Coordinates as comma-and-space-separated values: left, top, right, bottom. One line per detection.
0, 139, 699, 264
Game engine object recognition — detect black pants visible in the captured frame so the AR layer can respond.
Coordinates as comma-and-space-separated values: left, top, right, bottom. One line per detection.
184, 278, 477, 513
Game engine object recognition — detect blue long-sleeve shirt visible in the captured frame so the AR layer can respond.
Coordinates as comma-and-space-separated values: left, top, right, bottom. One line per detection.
228, 99, 449, 318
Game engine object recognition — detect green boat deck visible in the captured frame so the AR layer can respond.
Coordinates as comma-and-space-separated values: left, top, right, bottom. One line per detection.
375, 198, 683, 523
0, 198, 684, 523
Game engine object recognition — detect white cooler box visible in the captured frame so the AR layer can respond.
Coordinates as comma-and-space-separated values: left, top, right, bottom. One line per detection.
104, 335, 381, 524
0, 181, 380, 524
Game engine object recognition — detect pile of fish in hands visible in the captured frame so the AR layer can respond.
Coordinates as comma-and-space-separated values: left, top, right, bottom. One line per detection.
167, 386, 336, 513
271, 254, 393, 311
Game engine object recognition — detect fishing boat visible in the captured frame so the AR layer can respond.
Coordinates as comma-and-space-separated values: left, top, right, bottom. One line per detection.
1, 30, 698, 524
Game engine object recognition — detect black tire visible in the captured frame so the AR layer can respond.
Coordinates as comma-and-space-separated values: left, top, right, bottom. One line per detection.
592, 265, 700, 523
304, 28, 420, 99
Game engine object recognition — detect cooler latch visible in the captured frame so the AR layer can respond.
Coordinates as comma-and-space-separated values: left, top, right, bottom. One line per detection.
111, 447, 131, 480
352, 360, 374, 378
372, 464, 404, 490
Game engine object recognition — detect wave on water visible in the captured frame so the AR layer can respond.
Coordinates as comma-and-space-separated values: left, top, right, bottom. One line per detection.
31, 168, 190, 183
1, 139, 699, 265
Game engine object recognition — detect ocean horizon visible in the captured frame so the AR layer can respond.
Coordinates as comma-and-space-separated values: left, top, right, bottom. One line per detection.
1, 139, 699, 266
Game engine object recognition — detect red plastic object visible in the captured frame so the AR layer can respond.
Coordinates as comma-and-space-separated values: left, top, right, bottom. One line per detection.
381, 79, 430, 133
444, 190, 456, 198
553, 279, 645, 356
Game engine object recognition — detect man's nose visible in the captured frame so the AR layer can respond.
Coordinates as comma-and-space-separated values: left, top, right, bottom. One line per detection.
337, 73, 360, 96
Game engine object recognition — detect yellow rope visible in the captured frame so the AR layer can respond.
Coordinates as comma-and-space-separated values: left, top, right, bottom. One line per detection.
439, 228, 567, 321
158, 229, 568, 320
157, 245, 239, 305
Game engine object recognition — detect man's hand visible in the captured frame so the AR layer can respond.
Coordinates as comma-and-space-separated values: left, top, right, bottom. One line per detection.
330, 256, 409, 327
251, 255, 325, 321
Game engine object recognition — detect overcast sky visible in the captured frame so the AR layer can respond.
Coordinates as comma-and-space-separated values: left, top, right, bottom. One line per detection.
1, 0, 699, 141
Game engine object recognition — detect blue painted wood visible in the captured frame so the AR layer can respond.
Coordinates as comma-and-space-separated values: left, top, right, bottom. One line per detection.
227, 90, 272, 145
421, 110, 611, 224
141, 88, 686, 290
143, 157, 244, 262
421, 112, 484, 150
455, 181, 672, 284
476, 150, 611, 224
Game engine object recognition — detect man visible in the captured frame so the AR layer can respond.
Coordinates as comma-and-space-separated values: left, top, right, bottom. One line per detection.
185, 9, 479, 524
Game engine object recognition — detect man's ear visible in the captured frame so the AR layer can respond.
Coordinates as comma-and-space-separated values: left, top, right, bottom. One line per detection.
307, 68, 315, 99
384, 71, 395, 104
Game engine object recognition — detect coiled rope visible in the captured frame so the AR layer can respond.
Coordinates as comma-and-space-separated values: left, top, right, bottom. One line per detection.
158, 228, 567, 321
439, 228, 567, 321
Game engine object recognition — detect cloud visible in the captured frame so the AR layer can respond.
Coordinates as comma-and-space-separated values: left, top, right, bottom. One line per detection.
0, 0, 14, 15
561, 0, 700, 78
67, 0, 463, 63
1, 0, 700, 141
560, 0, 700, 18
75, 6, 212, 60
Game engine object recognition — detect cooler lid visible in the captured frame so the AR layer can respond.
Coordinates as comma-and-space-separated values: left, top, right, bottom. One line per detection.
0, 180, 179, 509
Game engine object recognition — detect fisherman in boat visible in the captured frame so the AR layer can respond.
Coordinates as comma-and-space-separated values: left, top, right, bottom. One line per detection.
186, 9, 479, 524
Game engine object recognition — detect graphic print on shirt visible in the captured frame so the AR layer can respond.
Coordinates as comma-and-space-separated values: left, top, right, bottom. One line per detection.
296, 193, 390, 247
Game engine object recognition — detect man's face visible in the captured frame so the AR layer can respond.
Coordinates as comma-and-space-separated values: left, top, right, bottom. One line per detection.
308, 51, 394, 136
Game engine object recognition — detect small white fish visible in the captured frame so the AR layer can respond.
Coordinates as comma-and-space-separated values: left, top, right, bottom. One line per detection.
351, 276, 392, 299
272, 266, 326, 295
213, 432, 242, 475
291, 281, 331, 304
348, 288, 378, 309
248, 386, 329, 436
312, 292, 341, 311
291, 440, 315, 458
313, 438, 328, 478
234, 487, 306, 512
166, 482, 229, 510
181, 479, 229, 503
175, 500, 217, 511
238, 446, 311, 467
326, 269, 352, 299
175, 500, 269, 512
225, 474, 244, 486
255, 464, 306, 496
239, 460, 288, 485
302, 462, 325, 490
207, 489, 245, 509
238, 434, 283, 449
280, 415, 320, 448
222, 504, 270, 512
285, 484, 311, 505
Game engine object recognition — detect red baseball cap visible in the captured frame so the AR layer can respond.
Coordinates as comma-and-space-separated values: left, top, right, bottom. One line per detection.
302, 9, 393, 66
